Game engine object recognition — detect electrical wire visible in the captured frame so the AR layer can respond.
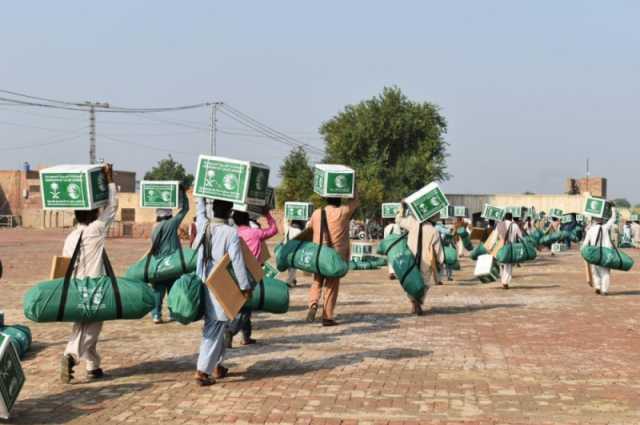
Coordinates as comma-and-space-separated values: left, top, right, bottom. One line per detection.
100, 134, 199, 155
0, 119, 87, 133
0, 132, 85, 152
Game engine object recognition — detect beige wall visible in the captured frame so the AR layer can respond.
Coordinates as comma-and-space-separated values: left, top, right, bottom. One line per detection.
445, 193, 591, 216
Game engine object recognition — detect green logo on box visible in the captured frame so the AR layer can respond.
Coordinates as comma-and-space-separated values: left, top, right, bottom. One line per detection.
142, 184, 177, 208
410, 189, 448, 222
247, 167, 269, 202
326, 172, 353, 194
196, 159, 248, 202
42, 173, 90, 209
585, 199, 604, 216
0, 337, 25, 415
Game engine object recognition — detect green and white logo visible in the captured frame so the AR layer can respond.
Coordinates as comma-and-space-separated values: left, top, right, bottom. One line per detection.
0, 336, 25, 417
195, 158, 249, 202
381, 203, 401, 218
42, 173, 90, 209
408, 186, 448, 222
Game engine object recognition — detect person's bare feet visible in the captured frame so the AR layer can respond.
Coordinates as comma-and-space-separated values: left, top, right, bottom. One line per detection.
195, 371, 215, 386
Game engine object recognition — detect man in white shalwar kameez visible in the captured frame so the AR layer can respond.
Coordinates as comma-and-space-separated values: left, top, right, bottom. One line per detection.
496, 213, 523, 289
582, 207, 617, 295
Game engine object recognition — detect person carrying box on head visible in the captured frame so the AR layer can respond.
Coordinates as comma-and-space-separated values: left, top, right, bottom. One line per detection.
228, 207, 278, 346
193, 197, 252, 386
583, 206, 617, 296
60, 164, 117, 383
395, 203, 445, 315
496, 212, 523, 289
150, 186, 189, 324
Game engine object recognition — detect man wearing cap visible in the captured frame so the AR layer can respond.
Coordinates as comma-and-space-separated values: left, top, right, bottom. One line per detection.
149, 186, 189, 324
583, 206, 617, 295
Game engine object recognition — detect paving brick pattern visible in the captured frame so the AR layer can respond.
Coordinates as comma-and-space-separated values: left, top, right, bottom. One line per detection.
1, 229, 639, 424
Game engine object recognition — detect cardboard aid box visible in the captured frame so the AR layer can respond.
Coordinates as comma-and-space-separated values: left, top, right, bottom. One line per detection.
285, 202, 314, 221
549, 208, 564, 219
405, 182, 449, 223
0, 335, 25, 420
40, 164, 109, 210
474, 254, 500, 283
140, 180, 180, 208
482, 204, 506, 221
313, 164, 355, 198
194, 155, 270, 205
439, 205, 455, 220
583, 197, 611, 220
453, 206, 468, 218
505, 206, 527, 219
381, 203, 401, 219
205, 240, 264, 319
351, 242, 373, 259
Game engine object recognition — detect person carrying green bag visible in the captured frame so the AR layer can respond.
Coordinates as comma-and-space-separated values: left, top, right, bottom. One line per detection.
396, 204, 444, 315
306, 194, 360, 327
496, 212, 523, 289
148, 187, 190, 324
435, 221, 456, 282
582, 206, 620, 295
60, 164, 117, 383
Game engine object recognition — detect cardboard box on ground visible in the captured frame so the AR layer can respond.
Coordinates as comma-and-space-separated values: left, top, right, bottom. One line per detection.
40, 164, 109, 210
206, 239, 264, 319
0, 335, 25, 420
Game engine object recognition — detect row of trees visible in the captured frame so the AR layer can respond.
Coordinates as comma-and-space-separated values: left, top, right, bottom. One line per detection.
145, 87, 451, 219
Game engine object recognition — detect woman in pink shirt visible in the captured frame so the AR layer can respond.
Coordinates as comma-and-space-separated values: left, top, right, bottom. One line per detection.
227, 208, 278, 346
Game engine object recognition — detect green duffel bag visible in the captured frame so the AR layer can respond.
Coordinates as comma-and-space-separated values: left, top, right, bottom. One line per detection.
167, 273, 205, 325
456, 227, 470, 239
539, 230, 570, 247
462, 237, 474, 252
276, 240, 348, 278
0, 325, 31, 358
470, 243, 488, 261
530, 229, 544, 244
350, 260, 377, 270
24, 236, 154, 323
392, 253, 427, 304
246, 277, 290, 314
582, 227, 634, 271
124, 247, 198, 284
369, 256, 388, 267
582, 246, 634, 271
444, 245, 460, 270
377, 233, 408, 256
496, 241, 537, 264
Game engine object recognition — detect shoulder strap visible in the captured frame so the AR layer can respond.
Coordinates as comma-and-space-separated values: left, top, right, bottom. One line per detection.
314, 208, 331, 276
383, 232, 408, 255
57, 232, 84, 321
144, 226, 165, 282
415, 223, 424, 270
102, 249, 123, 319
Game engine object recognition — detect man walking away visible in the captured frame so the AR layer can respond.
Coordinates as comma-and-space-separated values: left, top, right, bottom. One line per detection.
61, 164, 118, 383
229, 208, 278, 346
194, 197, 252, 386
150, 187, 189, 324
396, 204, 445, 315
583, 206, 617, 296
496, 212, 523, 289
306, 195, 359, 326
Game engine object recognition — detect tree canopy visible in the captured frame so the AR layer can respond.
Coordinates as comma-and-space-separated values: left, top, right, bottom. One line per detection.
275, 147, 321, 208
144, 155, 194, 188
612, 198, 631, 208
320, 86, 449, 218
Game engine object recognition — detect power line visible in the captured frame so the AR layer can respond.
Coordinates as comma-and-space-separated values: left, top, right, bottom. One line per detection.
100, 134, 199, 155
0, 132, 85, 152
0, 119, 88, 133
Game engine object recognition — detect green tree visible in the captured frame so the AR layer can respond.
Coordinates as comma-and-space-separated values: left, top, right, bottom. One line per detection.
144, 155, 194, 188
612, 198, 631, 208
275, 147, 320, 208
320, 86, 449, 218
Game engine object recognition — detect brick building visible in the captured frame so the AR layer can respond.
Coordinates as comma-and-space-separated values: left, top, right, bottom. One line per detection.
565, 176, 607, 198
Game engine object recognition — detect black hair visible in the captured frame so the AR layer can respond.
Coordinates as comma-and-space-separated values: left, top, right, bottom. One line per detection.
326, 198, 342, 207
504, 213, 513, 221
212, 200, 233, 219
156, 215, 172, 223
75, 209, 99, 225
233, 211, 250, 226
291, 220, 306, 229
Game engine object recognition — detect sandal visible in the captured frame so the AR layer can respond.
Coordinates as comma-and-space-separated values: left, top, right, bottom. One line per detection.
306, 304, 318, 323
214, 365, 229, 379
195, 371, 216, 387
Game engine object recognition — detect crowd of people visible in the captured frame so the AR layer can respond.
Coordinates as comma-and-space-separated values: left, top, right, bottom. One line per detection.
46, 164, 634, 387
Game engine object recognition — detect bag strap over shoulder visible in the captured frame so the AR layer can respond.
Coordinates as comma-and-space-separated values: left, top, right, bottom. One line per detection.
314, 208, 331, 277
57, 232, 84, 321
102, 249, 123, 319
415, 223, 424, 271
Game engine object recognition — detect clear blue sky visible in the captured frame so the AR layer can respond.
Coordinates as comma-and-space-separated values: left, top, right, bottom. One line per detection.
1, 1, 638, 202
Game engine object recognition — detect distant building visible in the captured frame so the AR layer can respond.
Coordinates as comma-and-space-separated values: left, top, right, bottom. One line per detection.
565, 176, 607, 198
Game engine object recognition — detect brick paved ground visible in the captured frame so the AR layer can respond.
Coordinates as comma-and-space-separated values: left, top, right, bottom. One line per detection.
1, 228, 640, 425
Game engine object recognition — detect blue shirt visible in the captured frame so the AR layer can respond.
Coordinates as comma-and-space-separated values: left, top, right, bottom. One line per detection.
195, 197, 252, 321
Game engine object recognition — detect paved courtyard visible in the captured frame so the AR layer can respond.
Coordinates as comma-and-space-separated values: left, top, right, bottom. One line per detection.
1, 228, 640, 425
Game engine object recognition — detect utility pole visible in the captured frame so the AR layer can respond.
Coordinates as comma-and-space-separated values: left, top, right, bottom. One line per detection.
85, 101, 110, 164
586, 158, 590, 194
209, 102, 222, 155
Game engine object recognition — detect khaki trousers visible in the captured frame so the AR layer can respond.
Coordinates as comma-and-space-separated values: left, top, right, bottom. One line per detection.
309, 275, 340, 320
64, 321, 103, 371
